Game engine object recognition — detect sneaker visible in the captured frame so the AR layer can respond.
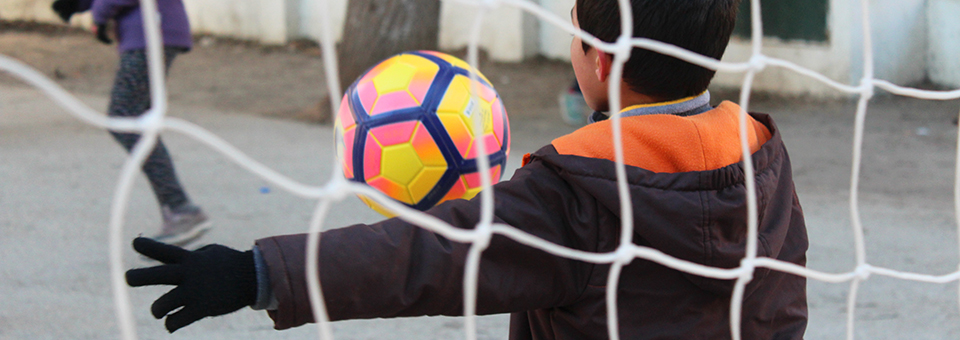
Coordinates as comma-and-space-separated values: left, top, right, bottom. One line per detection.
558, 88, 588, 126
153, 204, 212, 246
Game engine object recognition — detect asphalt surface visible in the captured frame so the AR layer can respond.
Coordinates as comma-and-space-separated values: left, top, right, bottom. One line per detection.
3, 82, 960, 339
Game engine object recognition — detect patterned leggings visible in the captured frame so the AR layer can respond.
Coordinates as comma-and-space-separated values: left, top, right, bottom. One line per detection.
108, 47, 191, 210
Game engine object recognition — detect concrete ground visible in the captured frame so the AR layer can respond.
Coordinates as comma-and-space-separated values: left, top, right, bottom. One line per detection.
4, 27, 960, 340
0, 83, 568, 340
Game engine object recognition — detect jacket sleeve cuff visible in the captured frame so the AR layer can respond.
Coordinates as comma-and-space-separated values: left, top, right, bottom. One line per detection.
91, 13, 108, 25
254, 235, 315, 330
251, 245, 279, 310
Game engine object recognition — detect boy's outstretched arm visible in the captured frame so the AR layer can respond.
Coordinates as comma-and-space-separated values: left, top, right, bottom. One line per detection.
127, 146, 605, 332
256, 147, 604, 329
126, 237, 258, 333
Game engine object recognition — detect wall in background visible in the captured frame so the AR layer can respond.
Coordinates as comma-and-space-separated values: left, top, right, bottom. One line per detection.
2, 0, 957, 95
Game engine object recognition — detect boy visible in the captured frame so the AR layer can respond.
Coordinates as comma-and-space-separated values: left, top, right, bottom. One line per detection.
126, 0, 808, 339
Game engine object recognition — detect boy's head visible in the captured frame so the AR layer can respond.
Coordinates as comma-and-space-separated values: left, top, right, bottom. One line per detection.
571, 0, 740, 111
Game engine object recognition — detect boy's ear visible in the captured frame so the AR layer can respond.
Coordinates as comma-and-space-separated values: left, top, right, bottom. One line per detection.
595, 50, 613, 83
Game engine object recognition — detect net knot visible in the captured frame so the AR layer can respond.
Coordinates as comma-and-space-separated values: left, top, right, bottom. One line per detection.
748, 54, 768, 72
322, 176, 351, 200
738, 258, 757, 282
614, 244, 635, 266
613, 36, 633, 61
137, 109, 165, 134
470, 222, 493, 249
854, 264, 872, 281
858, 78, 875, 99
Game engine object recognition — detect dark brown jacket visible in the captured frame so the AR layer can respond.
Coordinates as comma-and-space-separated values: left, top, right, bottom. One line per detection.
256, 107, 808, 339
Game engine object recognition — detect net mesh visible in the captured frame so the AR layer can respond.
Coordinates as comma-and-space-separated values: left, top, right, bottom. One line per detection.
2, 0, 960, 339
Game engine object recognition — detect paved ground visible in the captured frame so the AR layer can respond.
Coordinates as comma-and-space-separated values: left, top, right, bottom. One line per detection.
4, 24, 960, 340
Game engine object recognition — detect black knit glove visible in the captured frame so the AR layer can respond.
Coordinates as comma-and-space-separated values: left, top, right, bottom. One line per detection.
51, 0, 79, 23
94, 23, 113, 45
126, 237, 257, 333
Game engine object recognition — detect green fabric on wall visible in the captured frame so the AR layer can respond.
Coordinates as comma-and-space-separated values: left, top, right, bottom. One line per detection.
733, 0, 829, 42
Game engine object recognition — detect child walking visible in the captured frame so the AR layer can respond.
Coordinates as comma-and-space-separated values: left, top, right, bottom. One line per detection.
53, 0, 211, 245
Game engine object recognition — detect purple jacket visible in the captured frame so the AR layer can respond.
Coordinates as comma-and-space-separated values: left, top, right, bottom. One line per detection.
85, 0, 192, 52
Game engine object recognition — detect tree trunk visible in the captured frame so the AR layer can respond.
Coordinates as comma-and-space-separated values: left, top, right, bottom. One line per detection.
308, 0, 440, 124
337, 0, 440, 90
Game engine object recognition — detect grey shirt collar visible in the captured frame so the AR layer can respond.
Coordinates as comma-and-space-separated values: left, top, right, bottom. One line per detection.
588, 91, 712, 124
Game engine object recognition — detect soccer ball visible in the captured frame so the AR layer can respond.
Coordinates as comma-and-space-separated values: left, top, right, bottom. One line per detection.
334, 51, 511, 216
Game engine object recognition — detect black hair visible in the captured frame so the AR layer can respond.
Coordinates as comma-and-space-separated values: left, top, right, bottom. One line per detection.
575, 0, 740, 101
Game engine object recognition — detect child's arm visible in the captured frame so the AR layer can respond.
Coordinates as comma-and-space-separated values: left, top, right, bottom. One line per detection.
89, 0, 140, 25
257, 149, 605, 329
128, 146, 606, 332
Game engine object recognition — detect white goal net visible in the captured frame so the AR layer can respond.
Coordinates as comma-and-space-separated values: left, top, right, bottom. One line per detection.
2, 0, 960, 339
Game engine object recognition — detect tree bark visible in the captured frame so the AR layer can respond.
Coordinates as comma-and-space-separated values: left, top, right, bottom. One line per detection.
338, 0, 440, 90
308, 0, 440, 124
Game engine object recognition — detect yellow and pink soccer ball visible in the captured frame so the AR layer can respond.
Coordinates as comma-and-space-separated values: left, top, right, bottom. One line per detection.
335, 51, 511, 216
